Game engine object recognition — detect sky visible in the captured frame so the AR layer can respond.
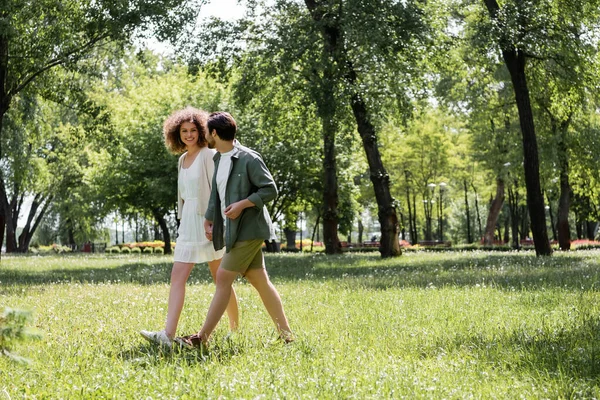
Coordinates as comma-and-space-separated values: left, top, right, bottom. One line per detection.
200, 0, 246, 20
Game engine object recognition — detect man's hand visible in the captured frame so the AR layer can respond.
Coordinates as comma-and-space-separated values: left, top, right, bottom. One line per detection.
224, 199, 255, 220
204, 219, 213, 241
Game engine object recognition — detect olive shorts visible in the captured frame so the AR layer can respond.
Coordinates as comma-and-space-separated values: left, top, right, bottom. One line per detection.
220, 239, 265, 274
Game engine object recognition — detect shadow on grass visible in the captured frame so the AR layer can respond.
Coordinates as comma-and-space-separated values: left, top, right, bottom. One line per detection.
116, 338, 246, 366
426, 313, 600, 387
1, 252, 600, 292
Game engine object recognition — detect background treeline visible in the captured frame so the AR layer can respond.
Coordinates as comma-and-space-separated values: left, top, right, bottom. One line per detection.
2, 0, 600, 259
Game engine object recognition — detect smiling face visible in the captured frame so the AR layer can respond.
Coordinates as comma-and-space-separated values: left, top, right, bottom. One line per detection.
179, 121, 200, 149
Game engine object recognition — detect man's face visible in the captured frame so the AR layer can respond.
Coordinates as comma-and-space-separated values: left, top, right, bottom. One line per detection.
205, 128, 216, 149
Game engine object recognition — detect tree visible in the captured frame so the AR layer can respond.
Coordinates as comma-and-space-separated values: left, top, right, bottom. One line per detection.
0, 0, 196, 255
93, 50, 228, 254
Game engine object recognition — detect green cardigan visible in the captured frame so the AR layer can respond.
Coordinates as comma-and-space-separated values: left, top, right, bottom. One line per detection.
205, 143, 277, 252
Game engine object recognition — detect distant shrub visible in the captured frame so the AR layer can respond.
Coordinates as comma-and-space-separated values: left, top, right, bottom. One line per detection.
572, 239, 600, 250
143, 247, 154, 254
121, 247, 131, 254
38, 245, 55, 253
109, 246, 121, 254
154, 247, 164, 254
131, 247, 141, 254
53, 245, 72, 254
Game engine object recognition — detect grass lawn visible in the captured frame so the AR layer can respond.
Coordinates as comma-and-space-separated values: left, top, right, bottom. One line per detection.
1, 250, 600, 398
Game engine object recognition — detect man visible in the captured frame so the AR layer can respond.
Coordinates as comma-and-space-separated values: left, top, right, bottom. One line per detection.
177, 112, 293, 348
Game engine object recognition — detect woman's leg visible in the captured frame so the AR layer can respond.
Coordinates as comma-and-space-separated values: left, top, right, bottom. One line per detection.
164, 262, 194, 338
208, 258, 239, 331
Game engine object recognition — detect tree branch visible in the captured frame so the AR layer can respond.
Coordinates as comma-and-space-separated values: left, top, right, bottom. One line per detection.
8, 34, 110, 98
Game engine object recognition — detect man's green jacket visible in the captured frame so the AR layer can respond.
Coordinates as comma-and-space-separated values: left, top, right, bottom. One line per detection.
205, 143, 277, 252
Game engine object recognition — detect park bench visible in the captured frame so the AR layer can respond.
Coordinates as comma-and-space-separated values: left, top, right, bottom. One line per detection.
418, 240, 452, 247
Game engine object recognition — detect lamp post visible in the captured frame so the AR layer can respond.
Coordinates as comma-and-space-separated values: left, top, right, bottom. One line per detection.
426, 183, 436, 240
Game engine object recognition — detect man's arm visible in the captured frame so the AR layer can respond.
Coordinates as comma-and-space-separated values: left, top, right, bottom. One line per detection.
246, 156, 278, 209
224, 156, 277, 220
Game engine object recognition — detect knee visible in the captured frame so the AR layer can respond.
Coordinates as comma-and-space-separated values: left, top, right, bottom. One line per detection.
215, 268, 237, 289
171, 265, 190, 285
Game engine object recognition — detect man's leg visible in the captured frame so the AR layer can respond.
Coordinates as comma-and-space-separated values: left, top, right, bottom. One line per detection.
208, 258, 239, 331
196, 267, 239, 342
164, 262, 194, 338
244, 267, 292, 339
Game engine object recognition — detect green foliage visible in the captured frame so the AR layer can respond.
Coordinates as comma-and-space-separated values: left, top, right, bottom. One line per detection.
131, 247, 142, 254
108, 246, 121, 254
143, 247, 154, 254
154, 247, 164, 254
0, 308, 42, 364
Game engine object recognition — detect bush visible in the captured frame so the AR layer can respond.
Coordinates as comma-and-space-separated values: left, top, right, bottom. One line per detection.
0, 308, 42, 364
131, 247, 141, 254
109, 246, 121, 254
143, 247, 154, 254
53, 245, 72, 254
121, 247, 131, 254
154, 247, 164, 254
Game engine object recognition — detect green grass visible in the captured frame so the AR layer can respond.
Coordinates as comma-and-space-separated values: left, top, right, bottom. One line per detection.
1, 250, 600, 398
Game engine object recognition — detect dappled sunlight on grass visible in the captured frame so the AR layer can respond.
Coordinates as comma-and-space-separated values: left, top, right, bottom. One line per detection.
1, 251, 600, 397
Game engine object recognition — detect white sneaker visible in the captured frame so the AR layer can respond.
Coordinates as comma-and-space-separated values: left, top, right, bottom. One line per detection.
140, 330, 172, 348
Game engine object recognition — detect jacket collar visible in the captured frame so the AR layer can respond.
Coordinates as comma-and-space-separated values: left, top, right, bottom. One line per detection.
213, 140, 242, 161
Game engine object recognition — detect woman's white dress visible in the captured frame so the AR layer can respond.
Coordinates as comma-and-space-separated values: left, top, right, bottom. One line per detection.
174, 153, 225, 264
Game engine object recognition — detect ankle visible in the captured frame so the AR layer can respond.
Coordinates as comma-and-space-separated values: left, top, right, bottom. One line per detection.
164, 330, 175, 340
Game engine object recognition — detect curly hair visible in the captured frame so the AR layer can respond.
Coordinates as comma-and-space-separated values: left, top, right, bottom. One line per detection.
163, 107, 209, 154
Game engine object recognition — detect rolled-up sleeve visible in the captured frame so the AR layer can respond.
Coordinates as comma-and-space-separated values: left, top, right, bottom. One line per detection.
247, 157, 277, 209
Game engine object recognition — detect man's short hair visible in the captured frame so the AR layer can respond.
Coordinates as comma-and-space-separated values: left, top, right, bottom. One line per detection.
208, 112, 237, 141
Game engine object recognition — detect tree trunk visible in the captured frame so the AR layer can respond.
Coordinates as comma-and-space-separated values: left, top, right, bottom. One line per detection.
411, 191, 418, 244
471, 183, 483, 240
152, 208, 172, 254
507, 184, 520, 249
464, 180, 472, 243
357, 218, 364, 244
304, 0, 399, 258
351, 96, 400, 257
547, 203, 556, 242
0, 208, 4, 258
17, 194, 52, 252
586, 221, 596, 240
484, 0, 552, 256
405, 184, 413, 244
310, 212, 321, 252
484, 178, 505, 245
503, 210, 509, 244
557, 134, 571, 250
322, 107, 341, 254
0, 176, 17, 253
284, 227, 297, 251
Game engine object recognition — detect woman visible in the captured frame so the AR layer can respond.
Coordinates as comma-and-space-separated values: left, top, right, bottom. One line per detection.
140, 107, 239, 347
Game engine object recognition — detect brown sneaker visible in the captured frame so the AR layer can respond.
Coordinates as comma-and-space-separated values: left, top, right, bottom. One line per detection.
175, 333, 208, 351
